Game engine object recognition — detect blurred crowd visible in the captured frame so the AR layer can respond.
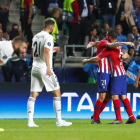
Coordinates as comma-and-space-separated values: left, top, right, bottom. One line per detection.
0, 0, 140, 84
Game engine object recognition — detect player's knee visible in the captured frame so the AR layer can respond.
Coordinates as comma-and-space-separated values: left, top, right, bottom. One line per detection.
99, 94, 106, 102
30, 92, 39, 99
120, 95, 127, 101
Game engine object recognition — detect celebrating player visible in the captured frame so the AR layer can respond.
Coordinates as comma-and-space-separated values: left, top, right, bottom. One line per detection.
82, 29, 136, 124
27, 19, 72, 127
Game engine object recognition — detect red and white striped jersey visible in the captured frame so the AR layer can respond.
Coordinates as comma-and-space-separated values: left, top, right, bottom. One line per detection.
96, 39, 110, 74
98, 46, 126, 77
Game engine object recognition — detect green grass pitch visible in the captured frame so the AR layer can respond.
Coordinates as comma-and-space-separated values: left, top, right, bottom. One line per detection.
0, 119, 139, 140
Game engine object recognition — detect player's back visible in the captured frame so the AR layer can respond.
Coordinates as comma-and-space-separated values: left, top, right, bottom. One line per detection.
32, 31, 54, 69
105, 46, 126, 77
96, 39, 110, 74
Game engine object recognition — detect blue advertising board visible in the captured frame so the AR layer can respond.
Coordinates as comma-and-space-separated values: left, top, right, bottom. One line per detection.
0, 83, 140, 119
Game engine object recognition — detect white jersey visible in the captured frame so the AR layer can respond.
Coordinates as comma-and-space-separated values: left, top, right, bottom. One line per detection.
32, 31, 54, 69
0, 41, 14, 66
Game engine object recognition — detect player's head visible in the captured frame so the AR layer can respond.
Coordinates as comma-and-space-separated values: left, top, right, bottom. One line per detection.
44, 19, 55, 34
12, 36, 28, 56
102, 28, 110, 40
52, 8, 60, 19
108, 29, 117, 42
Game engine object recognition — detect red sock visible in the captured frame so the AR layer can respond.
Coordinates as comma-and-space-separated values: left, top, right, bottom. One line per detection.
113, 99, 122, 121
122, 98, 135, 120
99, 100, 109, 114
93, 99, 103, 121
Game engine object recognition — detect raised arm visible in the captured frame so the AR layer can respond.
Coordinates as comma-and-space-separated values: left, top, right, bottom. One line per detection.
106, 42, 134, 48
122, 52, 130, 62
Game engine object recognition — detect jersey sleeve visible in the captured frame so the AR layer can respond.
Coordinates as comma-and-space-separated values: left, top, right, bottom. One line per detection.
44, 35, 54, 49
98, 40, 109, 48
98, 48, 112, 59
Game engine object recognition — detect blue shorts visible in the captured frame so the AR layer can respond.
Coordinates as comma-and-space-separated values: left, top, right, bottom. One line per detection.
97, 72, 111, 93
110, 75, 127, 95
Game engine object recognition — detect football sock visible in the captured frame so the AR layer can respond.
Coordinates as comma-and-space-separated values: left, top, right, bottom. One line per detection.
93, 99, 103, 121
53, 97, 62, 122
122, 98, 135, 119
99, 100, 109, 114
27, 97, 36, 123
113, 99, 122, 121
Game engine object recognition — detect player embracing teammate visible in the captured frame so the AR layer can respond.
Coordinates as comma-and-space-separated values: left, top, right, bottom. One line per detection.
83, 28, 136, 124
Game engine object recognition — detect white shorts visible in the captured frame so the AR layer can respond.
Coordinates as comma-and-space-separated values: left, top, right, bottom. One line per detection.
30, 67, 60, 92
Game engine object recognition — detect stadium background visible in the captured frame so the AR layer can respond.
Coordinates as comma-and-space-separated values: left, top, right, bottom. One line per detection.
0, 83, 139, 119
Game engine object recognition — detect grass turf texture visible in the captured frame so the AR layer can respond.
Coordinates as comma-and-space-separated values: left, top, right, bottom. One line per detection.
0, 119, 139, 140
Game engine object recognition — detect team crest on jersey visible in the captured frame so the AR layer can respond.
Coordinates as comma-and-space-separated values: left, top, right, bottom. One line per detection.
47, 42, 51, 46
3, 55, 7, 59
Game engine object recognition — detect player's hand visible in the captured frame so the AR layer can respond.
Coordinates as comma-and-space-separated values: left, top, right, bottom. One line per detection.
86, 42, 94, 49
46, 69, 52, 77
53, 47, 60, 53
82, 59, 87, 66
125, 42, 135, 47
133, 81, 139, 89
122, 52, 128, 59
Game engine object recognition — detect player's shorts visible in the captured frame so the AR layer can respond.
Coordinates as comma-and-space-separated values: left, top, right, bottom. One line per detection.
30, 67, 60, 92
97, 72, 111, 93
110, 75, 127, 95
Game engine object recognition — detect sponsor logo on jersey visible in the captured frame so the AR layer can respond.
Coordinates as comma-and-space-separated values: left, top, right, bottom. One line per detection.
3, 55, 7, 59
47, 42, 51, 47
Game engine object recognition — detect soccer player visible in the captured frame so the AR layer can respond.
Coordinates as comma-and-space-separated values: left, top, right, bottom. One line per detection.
0, 36, 28, 130
27, 19, 72, 127
0, 36, 28, 66
85, 28, 133, 124
82, 29, 136, 124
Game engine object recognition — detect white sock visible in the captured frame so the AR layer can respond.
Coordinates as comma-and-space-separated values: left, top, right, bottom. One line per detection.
27, 97, 36, 124
53, 97, 62, 122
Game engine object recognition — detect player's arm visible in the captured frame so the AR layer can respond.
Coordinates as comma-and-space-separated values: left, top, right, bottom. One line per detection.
106, 42, 134, 48
44, 48, 51, 76
82, 56, 101, 66
86, 41, 99, 49
133, 68, 140, 89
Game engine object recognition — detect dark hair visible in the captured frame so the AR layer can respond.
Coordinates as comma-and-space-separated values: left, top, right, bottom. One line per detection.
12, 23, 19, 29
88, 27, 97, 41
51, 8, 59, 16
102, 27, 113, 37
108, 28, 117, 39
128, 47, 136, 57
44, 19, 55, 29
12, 36, 27, 44
131, 25, 137, 32
10, 30, 20, 40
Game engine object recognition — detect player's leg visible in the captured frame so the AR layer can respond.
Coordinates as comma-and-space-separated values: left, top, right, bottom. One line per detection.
108, 76, 123, 124
91, 73, 110, 124
91, 92, 106, 123
51, 89, 72, 127
99, 92, 111, 114
120, 95, 136, 124
120, 76, 136, 124
43, 72, 72, 127
27, 69, 44, 127
27, 92, 40, 127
